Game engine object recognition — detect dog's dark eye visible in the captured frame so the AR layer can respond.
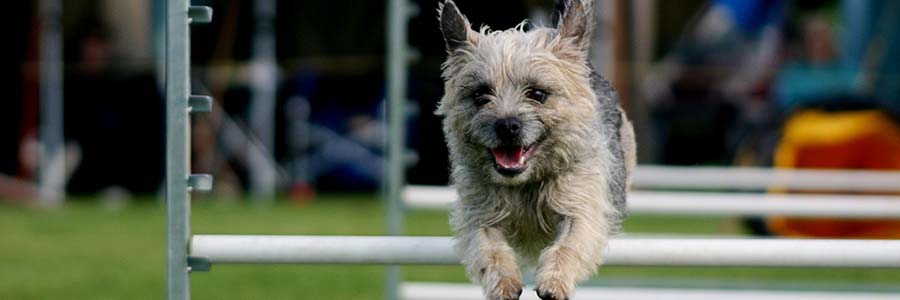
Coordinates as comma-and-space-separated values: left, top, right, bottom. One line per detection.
472, 88, 492, 107
525, 88, 549, 104
474, 96, 491, 107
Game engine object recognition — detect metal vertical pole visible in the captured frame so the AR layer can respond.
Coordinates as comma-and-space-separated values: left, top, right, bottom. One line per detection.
38, 0, 65, 206
166, 0, 191, 298
167, 2, 212, 298
385, 0, 411, 299
247, 0, 278, 201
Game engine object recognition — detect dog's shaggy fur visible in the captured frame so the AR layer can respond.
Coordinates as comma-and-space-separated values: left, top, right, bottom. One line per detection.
436, 0, 636, 299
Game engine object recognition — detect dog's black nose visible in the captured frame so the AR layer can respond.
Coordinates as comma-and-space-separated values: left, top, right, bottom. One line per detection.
495, 117, 522, 142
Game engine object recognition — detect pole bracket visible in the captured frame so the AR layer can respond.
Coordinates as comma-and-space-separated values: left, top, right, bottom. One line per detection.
187, 256, 211, 272
187, 174, 214, 192
188, 95, 213, 113
188, 6, 213, 24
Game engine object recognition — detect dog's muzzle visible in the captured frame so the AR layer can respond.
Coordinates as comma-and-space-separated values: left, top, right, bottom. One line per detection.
494, 117, 522, 144
490, 117, 536, 177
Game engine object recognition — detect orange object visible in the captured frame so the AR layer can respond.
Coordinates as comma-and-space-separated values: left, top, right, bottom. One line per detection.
767, 109, 900, 238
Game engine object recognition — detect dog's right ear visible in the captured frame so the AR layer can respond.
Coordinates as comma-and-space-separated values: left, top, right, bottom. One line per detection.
438, 0, 474, 53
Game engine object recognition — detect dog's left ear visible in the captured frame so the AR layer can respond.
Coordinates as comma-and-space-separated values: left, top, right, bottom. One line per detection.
554, 0, 593, 59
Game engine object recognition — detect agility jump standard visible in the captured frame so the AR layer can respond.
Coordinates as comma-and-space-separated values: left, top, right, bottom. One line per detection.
165, 1, 900, 300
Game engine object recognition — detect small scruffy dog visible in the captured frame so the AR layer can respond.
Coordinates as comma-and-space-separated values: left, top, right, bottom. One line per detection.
436, 0, 636, 299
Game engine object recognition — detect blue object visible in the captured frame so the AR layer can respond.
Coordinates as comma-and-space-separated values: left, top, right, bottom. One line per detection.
775, 62, 859, 109
714, 0, 786, 34
839, 0, 899, 108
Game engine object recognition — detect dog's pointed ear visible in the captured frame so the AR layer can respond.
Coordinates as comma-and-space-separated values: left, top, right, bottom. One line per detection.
438, 0, 474, 52
555, 0, 593, 55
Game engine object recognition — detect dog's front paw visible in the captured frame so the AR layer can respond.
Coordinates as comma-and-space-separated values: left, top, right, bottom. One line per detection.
534, 277, 572, 300
534, 245, 582, 300
534, 259, 575, 300
481, 267, 523, 300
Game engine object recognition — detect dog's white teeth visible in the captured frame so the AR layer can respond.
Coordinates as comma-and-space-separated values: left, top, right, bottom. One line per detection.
518, 155, 525, 165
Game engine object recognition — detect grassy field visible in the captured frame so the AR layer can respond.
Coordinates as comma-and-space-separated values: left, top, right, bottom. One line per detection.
2, 194, 899, 299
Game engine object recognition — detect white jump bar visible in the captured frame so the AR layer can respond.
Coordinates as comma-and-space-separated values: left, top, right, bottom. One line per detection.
402, 283, 900, 300
404, 186, 900, 218
190, 235, 900, 268
634, 165, 900, 191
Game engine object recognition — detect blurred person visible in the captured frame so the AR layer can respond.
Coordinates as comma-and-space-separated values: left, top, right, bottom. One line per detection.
282, 90, 385, 196
0, 131, 79, 204
774, 16, 857, 110
0, 132, 39, 203
766, 14, 900, 238
63, 17, 164, 197
645, 0, 787, 165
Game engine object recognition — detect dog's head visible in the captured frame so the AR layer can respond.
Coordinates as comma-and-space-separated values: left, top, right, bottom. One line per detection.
437, 0, 599, 185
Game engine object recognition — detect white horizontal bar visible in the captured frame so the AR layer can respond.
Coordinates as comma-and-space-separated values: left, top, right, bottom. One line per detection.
404, 186, 900, 218
634, 165, 900, 192
401, 283, 900, 300
401, 185, 456, 210
190, 235, 900, 268
628, 191, 900, 217
192, 235, 457, 265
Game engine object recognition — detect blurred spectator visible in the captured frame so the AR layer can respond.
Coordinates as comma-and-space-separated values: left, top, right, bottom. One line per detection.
775, 16, 858, 111
64, 17, 164, 196
644, 0, 790, 165
0, 132, 39, 202
281, 76, 386, 193
764, 10, 900, 238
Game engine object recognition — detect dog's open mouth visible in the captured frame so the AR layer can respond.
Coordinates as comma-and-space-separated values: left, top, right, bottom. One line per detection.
490, 143, 537, 176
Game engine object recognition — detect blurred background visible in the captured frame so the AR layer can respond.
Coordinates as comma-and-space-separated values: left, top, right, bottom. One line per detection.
2, 0, 900, 299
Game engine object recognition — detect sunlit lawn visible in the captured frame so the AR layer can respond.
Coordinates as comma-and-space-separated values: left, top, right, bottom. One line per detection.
1, 194, 898, 299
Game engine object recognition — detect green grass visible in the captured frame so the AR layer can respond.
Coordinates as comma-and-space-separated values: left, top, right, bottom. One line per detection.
1, 195, 898, 299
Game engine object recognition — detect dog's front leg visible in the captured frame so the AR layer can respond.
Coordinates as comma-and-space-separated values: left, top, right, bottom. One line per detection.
534, 216, 606, 300
458, 226, 523, 300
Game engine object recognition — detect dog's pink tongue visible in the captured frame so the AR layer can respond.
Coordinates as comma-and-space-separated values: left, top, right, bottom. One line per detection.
492, 146, 524, 169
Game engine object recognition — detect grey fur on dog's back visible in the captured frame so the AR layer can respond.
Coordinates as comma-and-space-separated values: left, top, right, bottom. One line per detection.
437, 1, 636, 299
590, 71, 635, 228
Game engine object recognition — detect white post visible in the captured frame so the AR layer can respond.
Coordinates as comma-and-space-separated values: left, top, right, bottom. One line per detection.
38, 0, 65, 206
385, 0, 415, 299
247, 0, 278, 200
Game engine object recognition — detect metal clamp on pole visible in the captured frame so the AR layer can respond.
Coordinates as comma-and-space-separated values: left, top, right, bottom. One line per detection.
188, 6, 213, 24
187, 256, 211, 272
187, 174, 214, 192
188, 95, 213, 113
